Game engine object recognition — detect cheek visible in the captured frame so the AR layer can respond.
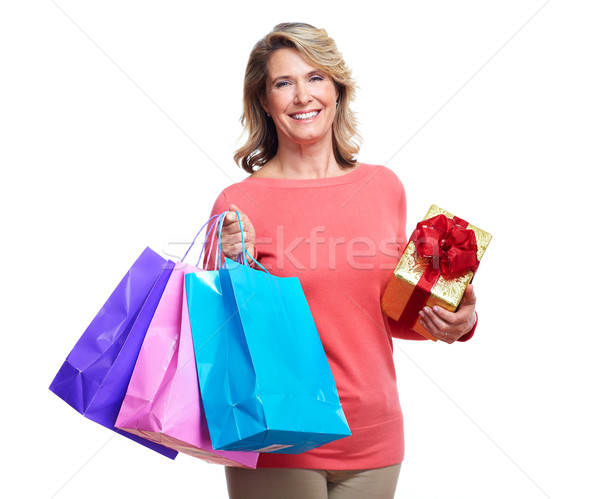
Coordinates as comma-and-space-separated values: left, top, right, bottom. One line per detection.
322, 81, 337, 100
268, 92, 290, 113
320, 89, 338, 109
321, 87, 337, 107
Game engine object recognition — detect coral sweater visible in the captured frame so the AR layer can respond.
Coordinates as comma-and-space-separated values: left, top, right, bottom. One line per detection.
208, 163, 471, 470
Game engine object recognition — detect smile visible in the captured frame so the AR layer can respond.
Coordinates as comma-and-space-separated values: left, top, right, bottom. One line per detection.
290, 110, 320, 121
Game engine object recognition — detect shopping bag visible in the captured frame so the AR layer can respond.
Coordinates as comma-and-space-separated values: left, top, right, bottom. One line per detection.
116, 260, 258, 468
49, 247, 178, 459
185, 213, 351, 454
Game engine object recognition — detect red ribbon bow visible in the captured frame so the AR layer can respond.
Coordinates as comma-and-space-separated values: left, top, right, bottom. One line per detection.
398, 214, 479, 332
411, 214, 479, 275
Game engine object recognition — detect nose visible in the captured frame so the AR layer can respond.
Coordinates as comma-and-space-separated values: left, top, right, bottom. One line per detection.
293, 81, 312, 106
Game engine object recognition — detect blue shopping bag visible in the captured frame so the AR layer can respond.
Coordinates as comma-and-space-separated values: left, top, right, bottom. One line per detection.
185, 213, 351, 454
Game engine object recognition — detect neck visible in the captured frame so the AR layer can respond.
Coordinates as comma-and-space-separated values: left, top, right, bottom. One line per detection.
272, 132, 341, 179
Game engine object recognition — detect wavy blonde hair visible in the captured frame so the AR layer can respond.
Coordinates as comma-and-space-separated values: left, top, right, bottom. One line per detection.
234, 22, 361, 173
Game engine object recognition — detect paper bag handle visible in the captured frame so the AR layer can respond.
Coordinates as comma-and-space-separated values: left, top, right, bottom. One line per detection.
180, 213, 221, 266
216, 211, 251, 269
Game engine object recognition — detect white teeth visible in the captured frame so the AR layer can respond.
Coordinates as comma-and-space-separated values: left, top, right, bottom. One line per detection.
292, 111, 319, 120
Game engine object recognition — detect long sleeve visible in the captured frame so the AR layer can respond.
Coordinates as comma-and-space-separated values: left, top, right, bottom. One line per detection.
458, 313, 477, 342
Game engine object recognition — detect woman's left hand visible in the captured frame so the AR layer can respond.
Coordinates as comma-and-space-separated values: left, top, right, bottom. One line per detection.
418, 284, 477, 344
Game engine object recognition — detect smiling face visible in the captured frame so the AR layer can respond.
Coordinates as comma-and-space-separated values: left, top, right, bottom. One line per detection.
260, 47, 339, 148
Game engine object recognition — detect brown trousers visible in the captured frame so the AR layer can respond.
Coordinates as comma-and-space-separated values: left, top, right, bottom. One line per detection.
225, 463, 402, 499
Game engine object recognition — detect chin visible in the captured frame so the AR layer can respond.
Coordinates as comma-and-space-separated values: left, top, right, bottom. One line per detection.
289, 128, 332, 145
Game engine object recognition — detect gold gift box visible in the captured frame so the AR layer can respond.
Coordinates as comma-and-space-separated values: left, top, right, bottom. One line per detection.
382, 205, 492, 341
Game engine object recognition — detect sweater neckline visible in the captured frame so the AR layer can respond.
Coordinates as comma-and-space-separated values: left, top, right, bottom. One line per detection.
241, 163, 376, 188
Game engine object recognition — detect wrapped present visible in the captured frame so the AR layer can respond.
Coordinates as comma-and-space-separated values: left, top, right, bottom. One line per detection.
382, 205, 492, 341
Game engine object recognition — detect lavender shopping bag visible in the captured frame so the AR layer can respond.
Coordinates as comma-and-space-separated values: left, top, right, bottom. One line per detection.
49, 247, 178, 458
116, 262, 258, 468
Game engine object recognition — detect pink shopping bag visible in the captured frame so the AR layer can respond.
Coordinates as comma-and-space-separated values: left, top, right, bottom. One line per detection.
115, 219, 258, 468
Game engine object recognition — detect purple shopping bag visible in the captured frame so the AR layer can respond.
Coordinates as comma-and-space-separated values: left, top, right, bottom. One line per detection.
116, 263, 258, 468
49, 247, 178, 459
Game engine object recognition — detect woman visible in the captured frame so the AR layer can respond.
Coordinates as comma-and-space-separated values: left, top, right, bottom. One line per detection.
209, 22, 477, 499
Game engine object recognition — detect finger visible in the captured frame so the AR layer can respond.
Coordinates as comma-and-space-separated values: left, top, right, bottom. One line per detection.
221, 231, 251, 246
421, 307, 452, 334
423, 304, 475, 342
422, 307, 462, 344
418, 312, 449, 343
427, 304, 459, 324
222, 210, 241, 226
460, 284, 476, 306
418, 312, 437, 336
223, 219, 249, 238
229, 204, 252, 224
222, 242, 246, 259
224, 209, 250, 233
224, 204, 244, 222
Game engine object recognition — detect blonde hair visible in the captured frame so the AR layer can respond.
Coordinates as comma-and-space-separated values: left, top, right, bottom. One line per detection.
234, 22, 361, 173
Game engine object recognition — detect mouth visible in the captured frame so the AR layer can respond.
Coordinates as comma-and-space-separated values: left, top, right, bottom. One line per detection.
289, 110, 321, 121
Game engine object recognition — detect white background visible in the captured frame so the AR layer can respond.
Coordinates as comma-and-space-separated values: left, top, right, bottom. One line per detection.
1, 1, 598, 498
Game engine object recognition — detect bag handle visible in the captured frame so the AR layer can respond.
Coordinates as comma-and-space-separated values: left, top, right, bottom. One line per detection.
180, 213, 221, 267
180, 210, 260, 270
185, 210, 265, 271
200, 216, 220, 268
216, 210, 252, 270
243, 248, 269, 274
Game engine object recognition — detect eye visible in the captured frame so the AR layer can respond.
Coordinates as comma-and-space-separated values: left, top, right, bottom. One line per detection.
309, 75, 324, 82
275, 80, 291, 88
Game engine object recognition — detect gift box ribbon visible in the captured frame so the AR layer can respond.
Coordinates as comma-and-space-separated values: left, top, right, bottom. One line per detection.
398, 214, 479, 328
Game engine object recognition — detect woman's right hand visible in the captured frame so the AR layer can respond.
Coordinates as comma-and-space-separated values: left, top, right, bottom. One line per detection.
219, 204, 256, 261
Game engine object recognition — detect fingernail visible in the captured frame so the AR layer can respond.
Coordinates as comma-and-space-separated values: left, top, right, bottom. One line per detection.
418, 311, 424, 318
432, 306, 439, 312
423, 307, 431, 315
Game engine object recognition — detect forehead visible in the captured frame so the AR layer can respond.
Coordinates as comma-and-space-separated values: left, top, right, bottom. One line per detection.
267, 47, 319, 78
